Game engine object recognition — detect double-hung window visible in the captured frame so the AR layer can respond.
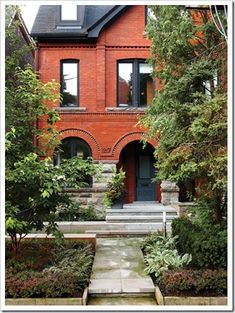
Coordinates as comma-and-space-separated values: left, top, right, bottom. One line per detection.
117, 60, 154, 107
60, 60, 79, 107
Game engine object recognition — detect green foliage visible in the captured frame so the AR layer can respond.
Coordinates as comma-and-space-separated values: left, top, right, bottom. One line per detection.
142, 233, 191, 280
171, 217, 227, 269
5, 7, 101, 255
5, 241, 94, 298
141, 6, 227, 223
160, 269, 227, 296
103, 168, 126, 208
5, 152, 99, 254
6, 6, 61, 164
55, 202, 100, 221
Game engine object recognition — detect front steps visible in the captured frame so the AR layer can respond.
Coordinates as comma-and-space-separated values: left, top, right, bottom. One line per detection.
106, 201, 178, 224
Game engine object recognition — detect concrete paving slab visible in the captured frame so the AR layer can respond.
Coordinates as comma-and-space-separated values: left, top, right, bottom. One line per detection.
120, 269, 147, 279
91, 269, 121, 279
89, 279, 122, 294
121, 279, 155, 293
89, 237, 155, 297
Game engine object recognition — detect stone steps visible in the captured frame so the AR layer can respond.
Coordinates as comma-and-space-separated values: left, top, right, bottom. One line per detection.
106, 208, 177, 215
88, 295, 157, 305
106, 214, 177, 223
85, 228, 171, 237
106, 202, 178, 224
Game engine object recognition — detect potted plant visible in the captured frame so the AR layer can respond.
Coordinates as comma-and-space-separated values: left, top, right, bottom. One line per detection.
103, 168, 126, 209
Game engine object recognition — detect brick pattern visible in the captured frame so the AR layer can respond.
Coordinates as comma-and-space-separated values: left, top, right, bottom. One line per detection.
38, 5, 160, 202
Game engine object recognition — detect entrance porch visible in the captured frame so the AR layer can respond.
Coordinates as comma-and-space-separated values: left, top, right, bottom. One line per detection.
117, 141, 161, 204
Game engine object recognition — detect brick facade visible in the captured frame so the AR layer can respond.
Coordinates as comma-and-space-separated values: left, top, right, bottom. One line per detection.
37, 5, 162, 204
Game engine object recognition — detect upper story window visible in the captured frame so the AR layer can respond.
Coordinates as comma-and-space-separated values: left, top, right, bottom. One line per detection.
60, 60, 79, 107
61, 4, 78, 21
117, 60, 154, 107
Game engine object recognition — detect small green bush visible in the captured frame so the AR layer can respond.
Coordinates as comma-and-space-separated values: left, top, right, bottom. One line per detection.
142, 233, 191, 280
160, 269, 227, 296
171, 218, 227, 269
55, 202, 100, 221
103, 168, 125, 208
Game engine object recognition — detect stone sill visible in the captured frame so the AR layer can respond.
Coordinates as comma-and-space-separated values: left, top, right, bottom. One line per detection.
5, 287, 88, 306
106, 107, 146, 112
55, 107, 87, 113
155, 286, 227, 305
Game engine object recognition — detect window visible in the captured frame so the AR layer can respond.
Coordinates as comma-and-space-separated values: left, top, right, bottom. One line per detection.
61, 4, 77, 21
55, 137, 92, 186
58, 137, 91, 161
60, 60, 79, 107
117, 60, 154, 107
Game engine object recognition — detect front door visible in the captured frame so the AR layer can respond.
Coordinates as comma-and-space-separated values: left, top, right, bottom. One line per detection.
136, 155, 155, 201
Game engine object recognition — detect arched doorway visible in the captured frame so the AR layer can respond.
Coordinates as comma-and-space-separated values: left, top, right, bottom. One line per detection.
117, 141, 161, 203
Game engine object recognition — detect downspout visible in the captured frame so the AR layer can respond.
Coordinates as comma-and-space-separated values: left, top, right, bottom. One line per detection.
35, 44, 39, 149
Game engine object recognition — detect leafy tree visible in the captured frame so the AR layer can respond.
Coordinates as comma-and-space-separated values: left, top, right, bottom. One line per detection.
5, 7, 101, 255
141, 6, 227, 223
5, 5, 60, 163
6, 141, 99, 255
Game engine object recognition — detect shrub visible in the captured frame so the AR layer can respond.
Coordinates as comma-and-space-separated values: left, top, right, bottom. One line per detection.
5, 270, 79, 298
142, 233, 191, 280
55, 202, 99, 221
5, 241, 94, 298
103, 168, 125, 208
171, 217, 227, 269
160, 269, 227, 296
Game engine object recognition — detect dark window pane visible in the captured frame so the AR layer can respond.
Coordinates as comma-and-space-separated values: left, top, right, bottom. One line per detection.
61, 62, 78, 106
139, 63, 153, 106
60, 138, 90, 160
118, 63, 133, 107
56, 137, 92, 186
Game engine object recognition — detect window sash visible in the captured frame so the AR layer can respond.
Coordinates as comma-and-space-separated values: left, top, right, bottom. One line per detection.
117, 60, 153, 107
60, 60, 79, 107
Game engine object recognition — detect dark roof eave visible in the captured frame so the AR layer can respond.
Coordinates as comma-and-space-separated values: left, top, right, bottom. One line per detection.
31, 32, 88, 38
87, 5, 129, 38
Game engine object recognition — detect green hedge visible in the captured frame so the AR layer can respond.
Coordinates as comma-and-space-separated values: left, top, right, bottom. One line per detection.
171, 218, 227, 269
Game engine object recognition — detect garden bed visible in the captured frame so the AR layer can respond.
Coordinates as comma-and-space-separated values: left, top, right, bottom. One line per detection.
5, 236, 95, 305
141, 232, 227, 305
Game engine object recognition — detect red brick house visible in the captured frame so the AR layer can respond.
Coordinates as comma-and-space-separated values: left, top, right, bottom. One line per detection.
31, 5, 180, 208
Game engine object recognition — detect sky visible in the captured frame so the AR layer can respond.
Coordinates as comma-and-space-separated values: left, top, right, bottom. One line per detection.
20, 4, 40, 33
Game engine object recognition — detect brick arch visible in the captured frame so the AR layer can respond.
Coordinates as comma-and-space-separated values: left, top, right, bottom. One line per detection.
112, 132, 156, 160
59, 128, 100, 159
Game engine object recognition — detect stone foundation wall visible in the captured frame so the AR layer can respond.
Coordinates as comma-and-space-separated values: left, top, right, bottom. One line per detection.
66, 162, 116, 215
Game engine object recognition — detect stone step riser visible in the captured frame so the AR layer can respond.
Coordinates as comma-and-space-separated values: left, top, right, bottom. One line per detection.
106, 215, 177, 222
107, 212, 177, 216
107, 219, 172, 224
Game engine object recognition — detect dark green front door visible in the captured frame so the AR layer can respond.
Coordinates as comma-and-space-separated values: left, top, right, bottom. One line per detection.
136, 154, 155, 201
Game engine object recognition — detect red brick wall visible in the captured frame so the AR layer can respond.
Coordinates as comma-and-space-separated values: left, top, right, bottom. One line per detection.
38, 5, 161, 202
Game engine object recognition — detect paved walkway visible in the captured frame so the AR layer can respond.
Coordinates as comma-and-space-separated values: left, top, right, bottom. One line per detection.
88, 237, 155, 302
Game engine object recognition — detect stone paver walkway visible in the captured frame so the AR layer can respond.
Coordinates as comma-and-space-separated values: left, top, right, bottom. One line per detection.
88, 237, 155, 295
